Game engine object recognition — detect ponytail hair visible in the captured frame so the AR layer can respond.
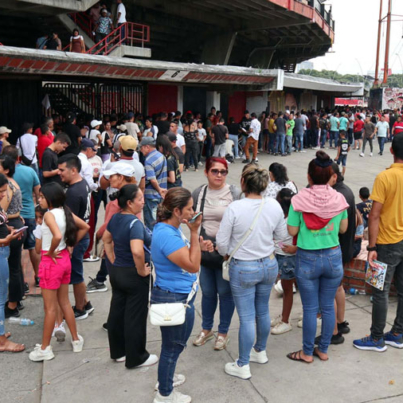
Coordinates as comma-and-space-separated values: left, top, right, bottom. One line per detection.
109, 184, 139, 209
157, 188, 191, 222
40, 183, 77, 247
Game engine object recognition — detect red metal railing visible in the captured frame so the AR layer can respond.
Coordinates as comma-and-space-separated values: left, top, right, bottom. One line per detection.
69, 13, 95, 40
86, 22, 150, 56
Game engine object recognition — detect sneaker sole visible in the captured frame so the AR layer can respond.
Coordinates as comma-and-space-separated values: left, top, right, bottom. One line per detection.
224, 368, 251, 380
29, 352, 55, 362
75, 312, 89, 320
385, 341, 403, 349
86, 308, 95, 315
353, 344, 387, 352
249, 356, 268, 364
193, 334, 214, 347
55, 330, 66, 342
86, 287, 108, 293
271, 327, 292, 335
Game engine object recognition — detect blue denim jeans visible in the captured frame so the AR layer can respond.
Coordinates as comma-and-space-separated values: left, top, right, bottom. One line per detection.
295, 247, 343, 355
144, 198, 161, 231
286, 135, 293, 153
0, 246, 10, 336
330, 131, 339, 148
268, 132, 276, 153
320, 129, 327, 148
378, 137, 386, 153
151, 287, 196, 397
296, 132, 304, 151
228, 134, 239, 158
200, 265, 235, 334
70, 235, 90, 284
275, 133, 285, 154
229, 256, 278, 366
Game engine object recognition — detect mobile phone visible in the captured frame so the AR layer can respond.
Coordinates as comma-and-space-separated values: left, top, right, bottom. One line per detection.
189, 212, 202, 223
14, 226, 28, 234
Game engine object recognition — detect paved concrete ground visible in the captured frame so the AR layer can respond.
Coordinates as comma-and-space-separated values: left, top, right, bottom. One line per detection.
3, 145, 403, 403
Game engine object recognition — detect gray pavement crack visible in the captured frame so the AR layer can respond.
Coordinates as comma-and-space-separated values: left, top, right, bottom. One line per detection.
358, 392, 403, 403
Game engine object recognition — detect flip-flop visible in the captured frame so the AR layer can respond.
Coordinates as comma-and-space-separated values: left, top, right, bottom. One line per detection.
287, 350, 313, 364
313, 348, 329, 361
5, 332, 11, 338
0, 341, 25, 353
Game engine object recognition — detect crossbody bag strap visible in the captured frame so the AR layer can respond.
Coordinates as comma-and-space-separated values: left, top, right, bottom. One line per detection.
226, 198, 265, 264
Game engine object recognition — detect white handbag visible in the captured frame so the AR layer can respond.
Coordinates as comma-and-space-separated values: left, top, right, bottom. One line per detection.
149, 277, 198, 327
222, 198, 265, 281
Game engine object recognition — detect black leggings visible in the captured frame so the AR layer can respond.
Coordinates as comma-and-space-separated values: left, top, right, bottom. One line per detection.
107, 264, 150, 368
185, 140, 199, 169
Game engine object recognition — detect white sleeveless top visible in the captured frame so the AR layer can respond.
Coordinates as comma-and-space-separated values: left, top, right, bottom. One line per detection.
42, 208, 67, 251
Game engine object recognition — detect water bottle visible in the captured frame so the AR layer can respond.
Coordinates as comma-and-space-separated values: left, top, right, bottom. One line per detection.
349, 288, 359, 295
8, 317, 34, 326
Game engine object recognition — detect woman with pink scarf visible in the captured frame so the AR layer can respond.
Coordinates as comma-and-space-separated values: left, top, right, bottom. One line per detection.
287, 151, 348, 363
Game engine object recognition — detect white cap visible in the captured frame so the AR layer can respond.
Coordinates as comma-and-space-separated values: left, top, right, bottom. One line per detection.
102, 162, 135, 179
91, 119, 102, 128
0, 126, 12, 134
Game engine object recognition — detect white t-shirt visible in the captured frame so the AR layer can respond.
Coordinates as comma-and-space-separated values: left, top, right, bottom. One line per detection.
78, 153, 98, 192
301, 114, 309, 130
264, 181, 297, 199
42, 208, 66, 251
176, 133, 185, 148
143, 126, 158, 140
216, 198, 287, 260
16, 133, 38, 164
197, 128, 206, 142
249, 118, 261, 141
89, 129, 101, 142
376, 121, 389, 138
117, 3, 126, 23
125, 122, 140, 139
70, 35, 83, 42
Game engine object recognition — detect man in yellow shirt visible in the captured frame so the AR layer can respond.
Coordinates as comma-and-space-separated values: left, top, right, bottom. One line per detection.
354, 134, 403, 352
268, 113, 277, 155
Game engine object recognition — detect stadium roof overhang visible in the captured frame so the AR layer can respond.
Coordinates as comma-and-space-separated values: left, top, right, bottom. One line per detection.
0, 46, 284, 90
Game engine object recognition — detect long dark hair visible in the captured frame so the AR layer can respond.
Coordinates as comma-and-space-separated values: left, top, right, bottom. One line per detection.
276, 188, 295, 218
308, 151, 334, 185
109, 184, 140, 209
269, 162, 289, 186
40, 183, 77, 247
156, 135, 177, 159
0, 173, 8, 187
0, 155, 16, 178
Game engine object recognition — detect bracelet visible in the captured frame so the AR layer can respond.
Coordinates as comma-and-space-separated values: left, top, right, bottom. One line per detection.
366, 246, 377, 252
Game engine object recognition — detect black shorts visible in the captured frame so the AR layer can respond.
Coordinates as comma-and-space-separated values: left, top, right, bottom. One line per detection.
354, 131, 362, 140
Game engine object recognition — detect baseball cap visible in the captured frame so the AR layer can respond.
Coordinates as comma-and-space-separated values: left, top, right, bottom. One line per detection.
102, 162, 135, 179
127, 112, 135, 119
81, 138, 96, 151
91, 119, 102, 128
140, 137, 156, 147
120, 135, 138, 151
0, 127, 12, 135
167, 132, 177, 142
117, 124, 127, 131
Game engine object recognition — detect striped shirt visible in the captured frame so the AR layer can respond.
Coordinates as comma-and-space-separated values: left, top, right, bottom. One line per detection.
144, 149, 167, 199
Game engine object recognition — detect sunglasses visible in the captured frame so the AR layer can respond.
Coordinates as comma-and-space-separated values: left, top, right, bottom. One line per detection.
210, 169, 228, 176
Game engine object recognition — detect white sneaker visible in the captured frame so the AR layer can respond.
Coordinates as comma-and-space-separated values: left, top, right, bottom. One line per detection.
297, 317, 322, 328
83, 255, 100, 262
153, 390, 191, 403
274, 281, 283, 295
71, 334, 84, 353
271, 314, 282, 327
370, 153, 373, 157
155, 374, 186, 391
293, 283, 297, 294
235, 156, 241, 159
254, 158, 259, 163
225, 361, 251, 379
115, 356, 126, 363
137, 354, 159, 367
359, 153, 365, 157
29, 345, 55, 362
249, 348, 268, 364
271, 321, 292, 335
53, 321, 66, 342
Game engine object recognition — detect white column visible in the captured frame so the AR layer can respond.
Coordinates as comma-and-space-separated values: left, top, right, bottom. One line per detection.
206, 91, 220, 115
177, 85, 183, 112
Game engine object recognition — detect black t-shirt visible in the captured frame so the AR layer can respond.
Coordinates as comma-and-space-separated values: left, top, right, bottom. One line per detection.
356, 200, 373, 224
183, 130, 198, 142
65, 179, 90, 222
310, 116, 318, 131
334, 181, 356, 265
46, 38, 59, 50
167, 155, 181, 189
42, 148, 62, 186
63, 123, 81, 155
100, 132, 110, 155
212, 125, 228, 145
228, 123, 240, 135
173, 146, 184, 165
239, 118, 251, 136
274, 117, 287, 134
338, 138, 349, 155
155, 120, 170, 136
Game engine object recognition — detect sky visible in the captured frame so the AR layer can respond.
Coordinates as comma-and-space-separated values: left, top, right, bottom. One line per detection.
309, 0, 403, 75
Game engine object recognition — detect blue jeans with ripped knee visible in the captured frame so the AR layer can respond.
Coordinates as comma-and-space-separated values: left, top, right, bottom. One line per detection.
151, 287, 196, 397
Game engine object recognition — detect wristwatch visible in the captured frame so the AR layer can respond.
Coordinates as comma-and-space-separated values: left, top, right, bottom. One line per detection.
367, 246, 377, 252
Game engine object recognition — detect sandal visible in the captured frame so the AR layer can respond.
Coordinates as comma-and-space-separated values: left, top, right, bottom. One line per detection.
287, 350, 313, 364
4, 332, 11, 338
313, 348, 329, 361
0, 340, 25, 353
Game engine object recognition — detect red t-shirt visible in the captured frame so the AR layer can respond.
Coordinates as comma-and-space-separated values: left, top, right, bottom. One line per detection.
37, 133, 54, 167
393, 121, 403, 135
353, 120, 364, 133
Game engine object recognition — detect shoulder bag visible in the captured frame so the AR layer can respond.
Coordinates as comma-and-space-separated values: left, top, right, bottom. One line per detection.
19, 137, 33, 166
222, 198, 265, 281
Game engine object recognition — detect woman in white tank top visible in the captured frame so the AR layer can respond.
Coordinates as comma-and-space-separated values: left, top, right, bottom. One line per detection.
29, 183, 90, 362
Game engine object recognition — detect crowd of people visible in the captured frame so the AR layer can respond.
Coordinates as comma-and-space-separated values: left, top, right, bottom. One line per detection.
0, 104, 402, 403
